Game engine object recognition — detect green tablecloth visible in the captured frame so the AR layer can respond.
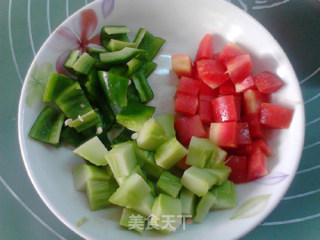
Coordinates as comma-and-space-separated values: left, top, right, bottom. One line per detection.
1, 0, 319, 239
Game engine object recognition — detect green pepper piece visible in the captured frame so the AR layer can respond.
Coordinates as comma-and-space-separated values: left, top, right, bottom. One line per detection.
132, 72, 154, 103
137, 32, 165, 61
99, 47, 144, 65
97, 71, 129, 107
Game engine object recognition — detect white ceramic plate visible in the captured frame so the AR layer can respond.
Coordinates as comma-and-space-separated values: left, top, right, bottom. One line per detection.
18, 0, 305, 239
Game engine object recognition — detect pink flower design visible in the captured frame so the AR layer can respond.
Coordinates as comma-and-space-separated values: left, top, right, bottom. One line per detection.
48, 9, 100, 75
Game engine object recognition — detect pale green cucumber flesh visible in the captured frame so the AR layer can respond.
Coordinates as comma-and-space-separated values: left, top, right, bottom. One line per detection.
194, 192, 217, 223
156, 171, 182, 198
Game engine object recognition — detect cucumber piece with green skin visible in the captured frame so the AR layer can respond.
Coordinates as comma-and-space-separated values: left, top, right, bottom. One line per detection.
42, 73, 75, 102
28, 106, 64, 145
154, 137, 188, 170
194, 192, 217, 223
67, 109, 101, 132
120, 208, 145, 234
132, 72, 154, 103
204, 165, 231, 185
133, 145, 163, 179
137, 118, 167, 151
106, 39, 137, 52
108, 172, 151, 208
210, 180, 237, 210
155, 114, 175, 138
73, 136, 109, 166
180, 187, 197, 216
150, 194, 182, 233
129, 192, 154, 217
73, 52, 96, 75
64, 49, 80, 73
156, 171, 182, 198
71, 164, 113, 191
137, 31, 165, 61
55, 82, 93, 119
115, 164, 146, 186
86, 179, 118, 211
99, 47, 144, 65
181, 166, 218, 197
98, 71, 129, 107
186, 137, 218, 168
204, 146, 227, 169
116, 102, 155, 132
105, 141, 137, 178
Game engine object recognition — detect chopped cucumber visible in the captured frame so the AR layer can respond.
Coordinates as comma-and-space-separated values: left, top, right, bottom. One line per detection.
180, 187, 197, 216
154, 114, 175, 138
71, 164, 113, 191
150, 194, 182, 233
181, 166, 218, 197
137, 118, 167, 151
105, 141, 137, 178
204, 166, 231, 185
194, 192, 217, 223
120, 208, 145, 234
154, 137, 188, 170
42, 73, 75, 102
129, 193, 154, 217
210, 180, 237, 210
73, 52, 96, 75
116, 102, 155, 132
109, 172, 151, 208
28, 106, 64, 145
86, 178, 118, 211
156, 171, 182, 198
73, 136, 109, 166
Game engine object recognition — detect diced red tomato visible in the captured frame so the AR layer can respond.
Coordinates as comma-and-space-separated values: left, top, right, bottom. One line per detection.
195, 34, 214, 61
175, 115, 207, 146
234, 95, 241, 120
174, 92, 198, 116
177, 76, 200, 96
176, 156, 190, 170
209, 122, 238, 148
218, 42, 248, 63
260, 103, 294, 129
171, 54, 192, 77
243, 89, 270, 115
226, 54, 253, 83
254, 71, 284, 93
198, 81, 219, 102
235, 75, 256, 93
247, 148, 268, 181
238, 122, 252, 145
197, 59, 229, 89
211, 95, 238, 122
219, 80, 237, 95
242, 113, 263, 139
249, 139, 272, 157
226, 155, 247, 183
198, 100, 213, 125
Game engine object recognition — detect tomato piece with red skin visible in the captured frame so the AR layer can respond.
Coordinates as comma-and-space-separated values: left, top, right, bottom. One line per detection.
234, 95, 242, 120
235, 75, 256, 93
198, 81, 219, 102
198, 100, 214, 125
175, 115, 207, 146
243, 89, 270, 115
197, 59, 229, 89
176, 156, 190, 170
209, 122, 238, 148
247, 139, 272, 157
226, 54, 253, 83
242, 113, 263, 139
253, 71, 284, 93
226, 155, 247, 183
177, 76, 200, 96
260, 103, 294, 129
211, 95, 238, 122
172, 54, 192, 77
219, 80, 237, 95
218, 42, 248, 63
238, 122, 252, 145
195, 34, 214, 61
247, 148, 268, 182
174, 92, 198, 116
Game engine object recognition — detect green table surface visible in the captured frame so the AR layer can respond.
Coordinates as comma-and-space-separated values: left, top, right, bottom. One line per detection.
1, 0, 320, 239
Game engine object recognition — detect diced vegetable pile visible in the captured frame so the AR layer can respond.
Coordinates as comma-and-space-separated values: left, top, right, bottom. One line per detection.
172, 34, 294, 183
28, 27, 293, 235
